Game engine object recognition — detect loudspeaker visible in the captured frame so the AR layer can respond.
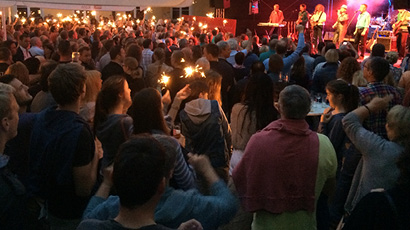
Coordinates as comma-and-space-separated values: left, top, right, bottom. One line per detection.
376, 37, 391, 52
393, 0, 410, 9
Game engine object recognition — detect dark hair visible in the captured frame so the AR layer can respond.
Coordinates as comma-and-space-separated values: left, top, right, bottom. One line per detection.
371, 43, 385, 57
0, 47, 11, 62
290, 56, 308, 88
48, 63, 86, 106
369, 57, 390, 82
275, 40, 287, 55
251, 61, 266, 75
1, 40, 17, 51
19, 33, 29, 41
336, 57, 361, 83
23, 57, 41, 74
58, 40, 72, 56
109, 45, 123, 60
114, 135, 167, 209
186, 79, 209, 102
317, 42, 326, 53
326, 80, 359, 112
396, 143, 410, 191
142, 39, 152, 49
204, 43, 219, 58
78, 46, 91, 54
235, 52, 245, 65
130, 88, 168, 135
0, 74, 16, 84
242, 73, 278, 131
126, 44, 142, 63
268, 54, 283, 74
94, 75, 127, 134
39, 60, 58, 92
324, 42, 336, 53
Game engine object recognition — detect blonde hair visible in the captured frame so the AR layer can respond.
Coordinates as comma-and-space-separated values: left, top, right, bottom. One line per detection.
195, 57, 210, 71
5, 62, 30, 86
83, 70, 102, 103
387, 105, 410, 146
325, 49, 339, 63
204, 70, 222, 106
352, 70, 367, 87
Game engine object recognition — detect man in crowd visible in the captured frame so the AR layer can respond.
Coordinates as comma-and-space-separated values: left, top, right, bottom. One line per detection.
0, 47, 12, 76
141, 39, 154, 75
13, 33, 31, 63
101, 45, 125, 81
268, 4, 285, 36
360, 57, 403, 139
28, 37, 44, 57
79, 46, 96, 70
233, 85, 337, 229
0, 83, 28, 230
28, 64, 98, 229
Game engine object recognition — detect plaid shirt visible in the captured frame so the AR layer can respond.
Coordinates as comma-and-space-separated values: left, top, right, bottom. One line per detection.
359, 82, 403, 139
141, 48, 154, 74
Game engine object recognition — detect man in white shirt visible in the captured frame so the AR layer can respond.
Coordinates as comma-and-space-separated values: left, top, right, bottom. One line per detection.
354, 4, 371, 58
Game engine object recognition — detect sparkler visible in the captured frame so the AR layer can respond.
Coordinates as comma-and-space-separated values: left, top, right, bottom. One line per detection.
182, 65, 206, 78
206, 13, 214, 18
159, 73, 170, 89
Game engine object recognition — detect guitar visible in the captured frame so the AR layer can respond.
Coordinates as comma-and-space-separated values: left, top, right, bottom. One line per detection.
366, 26, 378, 51
393, 20, 404, 35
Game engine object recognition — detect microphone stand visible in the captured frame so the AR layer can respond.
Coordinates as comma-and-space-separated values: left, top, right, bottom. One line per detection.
347, 11, 359, 30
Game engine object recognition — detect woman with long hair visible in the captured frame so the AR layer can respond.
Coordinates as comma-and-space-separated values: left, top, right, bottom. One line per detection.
129, 88, 196, 190
94, 75, 132, 168
80, 70, 102, 127
205, 70, 222, 106
230, 73, 279, 174
336, 57, 361, 84
289, 56, 309, 90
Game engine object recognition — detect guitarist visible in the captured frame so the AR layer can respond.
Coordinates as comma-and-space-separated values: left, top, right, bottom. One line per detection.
297, 4, 311, 42
332, 5, 349, 48
394, 9, 410, 57
354, 4, 371, 58
310, 4, 326, 53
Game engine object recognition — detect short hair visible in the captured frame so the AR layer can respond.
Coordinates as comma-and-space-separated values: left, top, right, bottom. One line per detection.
251, 61, 266, 75
30, 37, 40, 47
275, 40, 287, 55
39, 60, 59, 92
371, 43, 385, 57
214, 34, 223, 44
369, 57, 390, 81
109, 45, 122, 60
235, 52, 245, 65
204, 44, 219, 58
325, 49, 339, 63
269, 39, 278, 51
0, 83, 15, 119
361, 4, 368, 9
195, 57, 210, 71
153, 47, 166, 62
386, 51, 399, 65
0, 74, 16, 84
1, 40, 17, 50
179, 38, 188, 49
142, 39, 152, 48
0, 47, 11, 62
48, 63, 86, 106
216, 41, 229, 53
386, 105, 410, 146
170, 50, 186, 69
279, 85, 311, 119
19, 33, 29, 42
58, 40, 72, 56
78, 46, 91, 54
114, 135, 168, 209
187, 79, 209, 100
227, 38, 239, 51
23, 57, 41, 75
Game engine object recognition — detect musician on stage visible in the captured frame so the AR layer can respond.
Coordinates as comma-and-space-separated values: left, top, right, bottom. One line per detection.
394, 9, 410, 57
310, 4, 326, 52
332, 5, 348, 48
354, 4, 371, 58
297, 4, 309, 28
269, 4, 284, 36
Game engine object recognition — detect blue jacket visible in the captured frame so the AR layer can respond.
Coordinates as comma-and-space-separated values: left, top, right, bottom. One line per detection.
83, 180, 238, 230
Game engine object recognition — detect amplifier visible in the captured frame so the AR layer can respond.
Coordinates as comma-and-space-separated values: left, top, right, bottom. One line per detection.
376, 37, 391, 51
377, 31, 391, 37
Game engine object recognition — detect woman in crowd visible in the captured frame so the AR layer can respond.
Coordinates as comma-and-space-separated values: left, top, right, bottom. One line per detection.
122, 57, 145, 98
318, 80, 361, 227
80, 70, 102, 128
94, 75, 133, 168
230, 73, 279, 174
130, 88, 196, 191
336, 57, 361, 84
342, 96, 410, 215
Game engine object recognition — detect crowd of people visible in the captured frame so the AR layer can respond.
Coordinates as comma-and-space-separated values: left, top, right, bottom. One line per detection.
0, 9, 410, 230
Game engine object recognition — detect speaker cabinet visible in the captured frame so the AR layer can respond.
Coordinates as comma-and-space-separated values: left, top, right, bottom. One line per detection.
376, 37, 392, 52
